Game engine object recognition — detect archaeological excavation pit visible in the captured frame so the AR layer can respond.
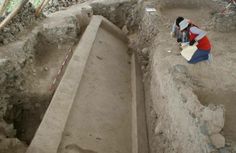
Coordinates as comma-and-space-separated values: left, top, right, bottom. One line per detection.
0, 3, 89, 152
0, 0, 236, 153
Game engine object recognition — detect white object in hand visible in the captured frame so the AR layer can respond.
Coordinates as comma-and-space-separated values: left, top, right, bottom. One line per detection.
181, 42, 189, 48
181, 45, 197, 61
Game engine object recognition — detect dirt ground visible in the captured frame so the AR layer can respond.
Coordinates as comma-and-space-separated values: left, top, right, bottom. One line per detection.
139, 1, 236, 152
0, 3, 84, 152
161, 7, 236, 147
0, 30, 77, 148
58, 25, 132, 153
1, 0, 236, 153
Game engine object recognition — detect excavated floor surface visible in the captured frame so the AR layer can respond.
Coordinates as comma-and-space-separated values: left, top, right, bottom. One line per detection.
58, 26, 132, 153
161, 6, 236, 148
1, 1, 236, 153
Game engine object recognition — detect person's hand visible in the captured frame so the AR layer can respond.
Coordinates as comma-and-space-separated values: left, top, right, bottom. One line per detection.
177, 38, 182, 43
189, 39, 196, 46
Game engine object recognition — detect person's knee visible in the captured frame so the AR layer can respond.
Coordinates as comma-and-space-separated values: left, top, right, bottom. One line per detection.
189, 52, 209, 64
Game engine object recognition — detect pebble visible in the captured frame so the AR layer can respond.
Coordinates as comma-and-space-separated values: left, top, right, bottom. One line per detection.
141, 48, 149, 56
44, 67, 49, 71
122, 25, 129, 35
225, 142, 231, 147
19, 86, 24, 91
210, 133, 225, 149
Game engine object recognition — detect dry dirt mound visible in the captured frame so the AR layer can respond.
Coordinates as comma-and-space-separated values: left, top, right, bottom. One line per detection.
133, 0, 236, 153
0, 3, 43, 46
0, 4, 91, 152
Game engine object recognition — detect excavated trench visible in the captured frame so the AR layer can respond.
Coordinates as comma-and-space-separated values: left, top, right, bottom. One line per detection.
1, 1, 236, 153
4, 93, 51, 144
195, 89, 236, 142
1, 7, 148, 153
0, 1, 144, 152
24, 15, 149, 153
2, 35, 81, 145
0, 18, 82, 150
148, 1, 236, 152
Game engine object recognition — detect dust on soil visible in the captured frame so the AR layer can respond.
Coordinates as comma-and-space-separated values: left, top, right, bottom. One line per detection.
58, 25, 132, 153
195, 89, 236, 142
1, 0, 236, 153
161, 5, 236, 150
33, 36, 76, 93
0, 20, 79, 153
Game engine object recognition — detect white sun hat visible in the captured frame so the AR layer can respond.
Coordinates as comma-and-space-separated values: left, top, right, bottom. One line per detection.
179, 19, 189, 31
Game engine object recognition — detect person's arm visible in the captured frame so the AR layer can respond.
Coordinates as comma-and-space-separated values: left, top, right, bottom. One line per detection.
182, 31, 189, 43
190, 26, 206, 41
171, 22, 176, 37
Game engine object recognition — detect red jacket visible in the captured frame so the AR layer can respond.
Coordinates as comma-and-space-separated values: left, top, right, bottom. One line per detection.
189, 26, 211, 51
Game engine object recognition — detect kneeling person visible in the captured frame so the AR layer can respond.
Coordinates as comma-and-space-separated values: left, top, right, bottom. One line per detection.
179, 19, 211, 64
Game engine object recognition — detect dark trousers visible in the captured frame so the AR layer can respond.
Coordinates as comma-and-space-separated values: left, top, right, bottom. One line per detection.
188, 49, 210, 64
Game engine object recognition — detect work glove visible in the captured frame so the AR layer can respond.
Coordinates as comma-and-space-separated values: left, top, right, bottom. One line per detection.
189, 39, 196, 46
177, 38, 182, 43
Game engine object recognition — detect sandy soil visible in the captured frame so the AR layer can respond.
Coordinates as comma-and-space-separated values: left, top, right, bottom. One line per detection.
1, 0, 236, 153
151, 5, 236, 152
196, 90, 236, 142
0, 5, 82, 152
58, 26, 132, 153
33, 36, 75, 93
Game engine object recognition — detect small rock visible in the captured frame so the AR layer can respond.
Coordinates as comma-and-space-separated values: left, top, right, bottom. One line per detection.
142, 60, 149, 66
3, 39, 8, 44
19, 86, 24, 91
0, 59, 8, 64
82, 5, 93, 17
225, 142, 231, 147
202, 105, 224, 135
29, 59, 33, 64
141, 65, 145, 71
44, 67, 49, 71
122, 25, 129, 35
154, 122, 162, 135
2, 27, 10, 32
210, 133, 225, 149
141, 48, 149, 56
